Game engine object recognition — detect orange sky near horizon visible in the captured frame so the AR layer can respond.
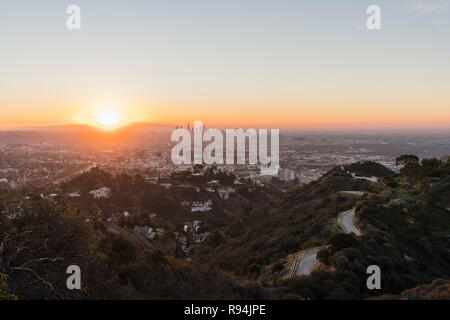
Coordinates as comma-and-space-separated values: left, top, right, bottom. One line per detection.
2, 81, 450, 129
1, 97, 449, 130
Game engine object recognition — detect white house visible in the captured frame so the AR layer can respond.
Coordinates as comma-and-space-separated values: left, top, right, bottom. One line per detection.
191, 200, 212, 212
89, 186, 111, 199
68, 192, 81, 198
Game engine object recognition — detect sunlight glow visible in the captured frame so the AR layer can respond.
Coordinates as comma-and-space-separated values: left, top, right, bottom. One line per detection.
95, 109, 123, 127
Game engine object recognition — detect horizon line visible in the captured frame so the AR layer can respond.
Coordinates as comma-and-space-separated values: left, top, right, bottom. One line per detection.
0, 121, 449, 134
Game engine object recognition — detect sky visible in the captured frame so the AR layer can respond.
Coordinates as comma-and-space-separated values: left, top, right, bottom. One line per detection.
1, 0, 450, 129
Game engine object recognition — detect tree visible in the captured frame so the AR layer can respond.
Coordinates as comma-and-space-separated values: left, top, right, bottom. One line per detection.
329, 234, 358, 253
0, 274, 18, 300
396, 154, 419, 166
417, 180, 430, 194
421, 158, 440, 175
400, 162, 424, 185
369, 181, 386, 194
317, 248, 330, 264
0, 231, 63, 294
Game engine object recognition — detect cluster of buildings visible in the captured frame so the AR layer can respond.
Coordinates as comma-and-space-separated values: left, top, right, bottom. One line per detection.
180, 199, 213, 213
0, 144, 95, 188
2, 131, 448, 192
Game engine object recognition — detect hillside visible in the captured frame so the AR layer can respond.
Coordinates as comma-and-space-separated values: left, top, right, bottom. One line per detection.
343, 161, 395, 178
195, 159, 450, 299
1, 158, 449, 299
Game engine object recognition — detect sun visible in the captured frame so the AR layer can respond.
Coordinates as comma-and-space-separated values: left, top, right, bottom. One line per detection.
94, 109, 123, 128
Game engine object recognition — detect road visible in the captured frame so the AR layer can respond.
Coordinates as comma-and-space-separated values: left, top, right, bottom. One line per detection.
289, 196, 364, 278
290, 248, 321, 277
338, 208, 361, 236
337, 191, 366, 197
293, 251, 318, 276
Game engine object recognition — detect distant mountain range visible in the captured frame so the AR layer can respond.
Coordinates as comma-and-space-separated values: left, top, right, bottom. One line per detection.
0, 122, 172, 147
